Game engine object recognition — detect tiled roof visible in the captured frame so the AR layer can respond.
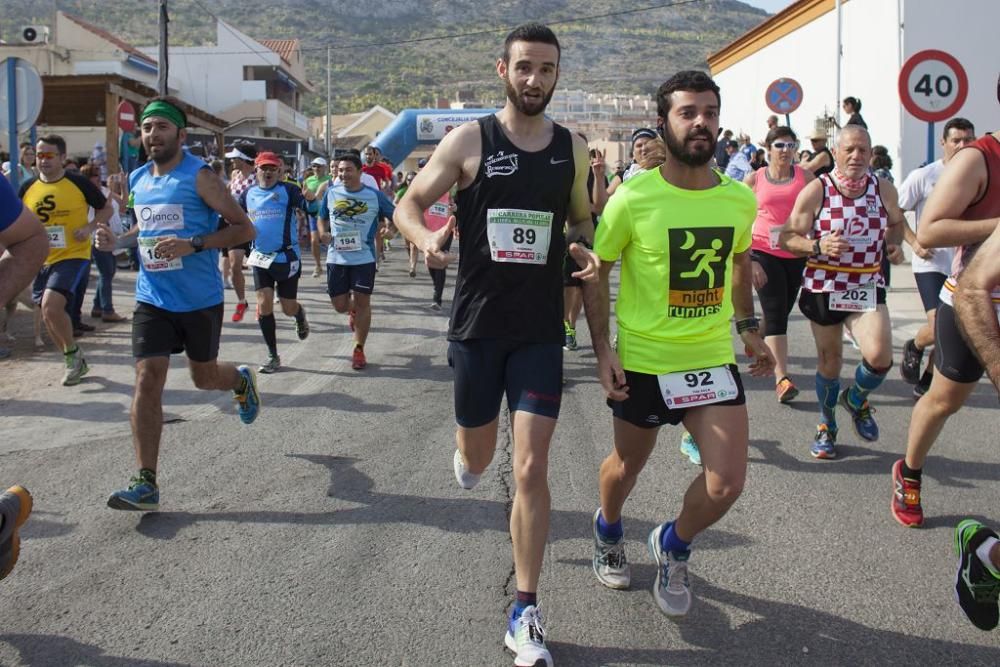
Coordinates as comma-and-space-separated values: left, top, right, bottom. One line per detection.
258, 39, 298, 66
62, 12, 157, 66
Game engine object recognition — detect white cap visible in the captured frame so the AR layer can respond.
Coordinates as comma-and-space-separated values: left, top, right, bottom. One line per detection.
225, 148, 253, 161
311, 156, 328, 166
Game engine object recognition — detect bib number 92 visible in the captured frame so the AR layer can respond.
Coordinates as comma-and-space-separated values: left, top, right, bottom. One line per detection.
684, 371, 714, 388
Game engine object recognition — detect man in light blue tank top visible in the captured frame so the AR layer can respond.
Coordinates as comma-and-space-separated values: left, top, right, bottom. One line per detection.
94, 96, 263, 512
239, 151, 310, 374
318, 153, 395, 370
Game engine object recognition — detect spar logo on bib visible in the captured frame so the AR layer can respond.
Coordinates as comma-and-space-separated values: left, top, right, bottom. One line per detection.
137, 204, 184, 232
667, 227, 733, 318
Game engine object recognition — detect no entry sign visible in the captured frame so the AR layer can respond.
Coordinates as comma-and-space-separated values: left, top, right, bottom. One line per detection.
117, 100, 137, 132
899, 50, 968, 123
765, 78, 803, 115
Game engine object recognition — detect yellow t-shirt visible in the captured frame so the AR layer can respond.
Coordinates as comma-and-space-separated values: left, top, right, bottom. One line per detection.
594, 167, 756, 375
19, 172, 107, 265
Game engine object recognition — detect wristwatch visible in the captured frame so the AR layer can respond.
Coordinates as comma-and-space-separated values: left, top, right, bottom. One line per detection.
190, 235, 205, 253
736, 317, 760, 334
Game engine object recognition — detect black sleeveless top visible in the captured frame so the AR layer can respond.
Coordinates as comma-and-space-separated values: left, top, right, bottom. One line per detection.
451, 114, 575, 343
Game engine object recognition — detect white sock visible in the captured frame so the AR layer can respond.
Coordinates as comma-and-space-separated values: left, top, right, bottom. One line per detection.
976, 536, 1000, 577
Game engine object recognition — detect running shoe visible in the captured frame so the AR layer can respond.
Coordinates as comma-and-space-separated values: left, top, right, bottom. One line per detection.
775, 376, 799, 404
810, 424, 837, 459
430, 301, 442, 311
955, 520, 1000, 631
839, 387, 879, 442
295, 307, 310, 340
348, 309, 356, 332
647, 523, 692, 617
890, 459, 923, 527
900, 339, 923, 385
107, 477, 159, 511
259, 355, 281, 374
351, 346, 367, 370
0, 486, 33, 580
592, 508, 630, 589
408, 269, 416, 278
564, 329, 578, 351
504, 605, 552, 667
452, 449, 481, 490
913, 376, 931, 400
234, 365, 261, 424
679, 432, 702, 466
311, 266, 322, 278
75, 322, 96, 333
232, 302, 248, 322
62, 350, 89, 386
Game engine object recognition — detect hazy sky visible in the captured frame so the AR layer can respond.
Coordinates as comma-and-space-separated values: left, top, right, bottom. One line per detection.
743, 0, 795, 13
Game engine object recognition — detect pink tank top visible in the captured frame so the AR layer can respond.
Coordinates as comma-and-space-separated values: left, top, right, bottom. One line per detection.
751, 166, 806, 259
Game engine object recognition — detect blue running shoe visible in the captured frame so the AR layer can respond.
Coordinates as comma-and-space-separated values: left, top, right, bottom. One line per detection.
811, 424, 837, 459
679, 432, 702, 466
107, 477, 159, 511
839, 387, 879, 442
234, 365, 261, 424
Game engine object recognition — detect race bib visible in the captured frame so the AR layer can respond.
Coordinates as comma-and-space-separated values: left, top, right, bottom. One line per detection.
46, 225, 67, 249
247, 249, 277, 269
138, 236, 183, 272
657, 365, 739, 409
829, 282, 876, 312
486, 208, 552, 264
768, 226, 782, 251
135, 204, 184, 232
333, 230, 362, 252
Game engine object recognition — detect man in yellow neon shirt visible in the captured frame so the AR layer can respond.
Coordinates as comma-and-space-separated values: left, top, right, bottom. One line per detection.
583, 71, 773, 618
19, 134, 112, 385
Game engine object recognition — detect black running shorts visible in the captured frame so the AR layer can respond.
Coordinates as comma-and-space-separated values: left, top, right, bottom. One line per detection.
253, 260, 302, 300
608, 365, 746, 429
798, 287, 887, 327
934, 302, 985, 383
132, 301, 224, 362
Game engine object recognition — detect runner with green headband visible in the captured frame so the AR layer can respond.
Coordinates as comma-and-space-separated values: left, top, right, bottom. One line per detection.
95, 96, 262, 512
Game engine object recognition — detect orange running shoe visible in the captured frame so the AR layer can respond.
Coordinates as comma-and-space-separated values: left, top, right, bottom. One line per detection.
351, 346, 367, 370
0, 486, 33, 580
775, 376, 800, 404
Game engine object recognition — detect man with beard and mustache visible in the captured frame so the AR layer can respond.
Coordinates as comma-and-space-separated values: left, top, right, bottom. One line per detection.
393, 23, 597, 667
779, 125, 904, 461
95, 97, 261, 512
582, 70, 773, 618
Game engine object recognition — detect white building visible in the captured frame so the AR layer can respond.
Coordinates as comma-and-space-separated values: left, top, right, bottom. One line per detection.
142, 20, 314, 142
708, 0, 999, 180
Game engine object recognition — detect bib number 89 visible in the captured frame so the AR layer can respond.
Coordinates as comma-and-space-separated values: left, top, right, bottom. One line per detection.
684, 371, 714, 388
512, 227, 536, 244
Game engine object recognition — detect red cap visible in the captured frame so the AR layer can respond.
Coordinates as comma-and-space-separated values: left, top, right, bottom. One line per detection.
255, 151, 282, 168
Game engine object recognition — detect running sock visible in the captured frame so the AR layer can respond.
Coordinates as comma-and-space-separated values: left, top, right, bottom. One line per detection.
815, 373, 839, 428
355, 343, 363, 350
511, 591, 537, 621
138, 468, 157, 487
659, 522, 691, 555
259, 314, 278, 356
63, 346, 79, 356
847, 359, 889, 408
596, 510, 623, 542
901, 461, 922, 482
977, 537, 1000, 578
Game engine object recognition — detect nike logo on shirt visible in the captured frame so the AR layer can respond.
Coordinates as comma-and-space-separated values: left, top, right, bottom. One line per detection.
550, 158, 569, 165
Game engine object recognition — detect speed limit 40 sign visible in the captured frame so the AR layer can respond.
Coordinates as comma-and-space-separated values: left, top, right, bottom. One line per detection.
899, 49, 968, 122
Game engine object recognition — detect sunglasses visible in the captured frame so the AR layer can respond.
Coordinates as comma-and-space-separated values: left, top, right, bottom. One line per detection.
36, 151, 59, 159
257, 165, 279, 173
771, 141, 797, 150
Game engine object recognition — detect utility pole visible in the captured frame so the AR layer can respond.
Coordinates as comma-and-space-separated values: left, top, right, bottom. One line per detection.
325, 45, 331, 158
158, 0, 169, 96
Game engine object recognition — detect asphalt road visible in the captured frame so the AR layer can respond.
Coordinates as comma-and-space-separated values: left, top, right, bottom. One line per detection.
0, 251, 998, 667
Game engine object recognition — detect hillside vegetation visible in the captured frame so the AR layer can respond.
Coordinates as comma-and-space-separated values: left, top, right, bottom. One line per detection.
4, 0, 769, 114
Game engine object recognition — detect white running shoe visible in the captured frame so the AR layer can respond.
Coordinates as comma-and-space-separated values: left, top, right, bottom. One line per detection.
453, 449, 480, 490
504, 605, 552, 667
591, 508, 630, 589
647, 523, 692, 617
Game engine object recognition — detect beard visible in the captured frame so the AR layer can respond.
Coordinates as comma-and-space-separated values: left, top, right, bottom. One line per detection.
505, 78, 555, 117
145, 131, 181, 165
663, 123, 716, 167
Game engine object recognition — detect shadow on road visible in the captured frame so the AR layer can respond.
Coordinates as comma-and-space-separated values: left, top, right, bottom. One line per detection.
0, 634, 193, 667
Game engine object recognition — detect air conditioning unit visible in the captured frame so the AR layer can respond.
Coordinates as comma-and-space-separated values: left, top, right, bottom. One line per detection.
20, 26, 50, 44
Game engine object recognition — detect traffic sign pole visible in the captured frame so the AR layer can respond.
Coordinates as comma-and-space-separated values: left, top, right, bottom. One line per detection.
927, 121, 935, 165
7, 58, 19, 190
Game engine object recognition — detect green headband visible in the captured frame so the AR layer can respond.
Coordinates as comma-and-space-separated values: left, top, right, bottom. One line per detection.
140, 100, 187, 129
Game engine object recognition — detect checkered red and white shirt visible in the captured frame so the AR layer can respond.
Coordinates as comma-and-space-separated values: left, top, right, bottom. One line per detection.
801, 173, 887, 293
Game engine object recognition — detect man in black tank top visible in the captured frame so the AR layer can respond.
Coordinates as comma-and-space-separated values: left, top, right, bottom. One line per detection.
394, 23, 597, 667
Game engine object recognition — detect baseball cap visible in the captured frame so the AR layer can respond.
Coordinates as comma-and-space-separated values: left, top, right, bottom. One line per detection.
311, 156, 328, 167
631, 128, 658, 145
225, 144, 257, 162
255, 151, 282, 168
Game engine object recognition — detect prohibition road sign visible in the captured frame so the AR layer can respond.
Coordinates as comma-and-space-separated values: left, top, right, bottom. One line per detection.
765, 78, 803, 115
117, 100, 136, 132
899, 50, 968, 123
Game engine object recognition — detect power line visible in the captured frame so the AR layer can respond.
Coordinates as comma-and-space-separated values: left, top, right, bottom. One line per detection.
183, 0, 278, 68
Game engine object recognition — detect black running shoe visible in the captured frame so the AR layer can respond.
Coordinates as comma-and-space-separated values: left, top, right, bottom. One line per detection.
955, 520, 1000, 631
901, 339, 923, 384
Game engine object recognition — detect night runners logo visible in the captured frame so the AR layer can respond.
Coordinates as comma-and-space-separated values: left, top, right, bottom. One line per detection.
667, 227, 733, 318
485, 150, 518, 178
